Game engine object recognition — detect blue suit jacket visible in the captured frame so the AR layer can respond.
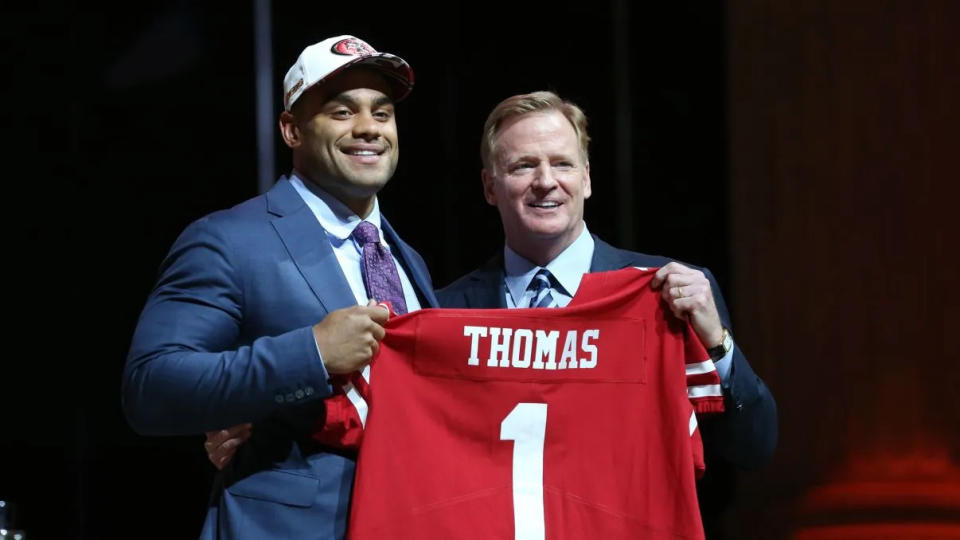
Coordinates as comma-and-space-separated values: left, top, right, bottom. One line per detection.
436, 236, 777, 531
123, 177, 438, 539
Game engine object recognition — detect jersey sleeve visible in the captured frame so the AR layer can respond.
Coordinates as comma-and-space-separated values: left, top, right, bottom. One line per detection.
681, 325, 722, 479
690, 414, 707, 479
683, 324, 725, 415
311, 370, 370, 449
312, 302, 396, 449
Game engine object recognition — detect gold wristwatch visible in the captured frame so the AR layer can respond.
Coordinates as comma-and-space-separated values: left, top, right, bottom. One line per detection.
707, 327, 733, 361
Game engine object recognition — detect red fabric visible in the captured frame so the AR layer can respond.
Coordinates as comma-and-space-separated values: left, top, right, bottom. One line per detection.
311, 372, 366, 448
337, 267, 723, 539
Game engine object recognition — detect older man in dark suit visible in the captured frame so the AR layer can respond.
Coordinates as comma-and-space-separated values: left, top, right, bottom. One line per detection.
437, 91, 777, 537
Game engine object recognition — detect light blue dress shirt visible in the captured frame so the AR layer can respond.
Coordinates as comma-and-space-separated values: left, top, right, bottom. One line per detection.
502, 222, 734, 385
504, 225, 595, 309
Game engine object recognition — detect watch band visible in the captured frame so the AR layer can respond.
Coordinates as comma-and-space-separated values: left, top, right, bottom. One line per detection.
707, 327, 732, 361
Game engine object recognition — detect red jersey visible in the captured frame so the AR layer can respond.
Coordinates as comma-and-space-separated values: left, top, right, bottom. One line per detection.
338, 267, 723, 539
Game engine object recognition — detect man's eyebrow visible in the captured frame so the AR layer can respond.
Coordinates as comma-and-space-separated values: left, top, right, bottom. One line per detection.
503, 154, 537, 165
325, 94, 394, 109
372, 95, 395, 108
326, 93, 359, 108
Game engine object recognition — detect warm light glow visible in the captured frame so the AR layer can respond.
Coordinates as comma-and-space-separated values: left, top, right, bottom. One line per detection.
794, 523, 960, 540
793, 451, 960, 539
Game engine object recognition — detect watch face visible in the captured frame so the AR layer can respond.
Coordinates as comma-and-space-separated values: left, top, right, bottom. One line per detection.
722, 329, 732, 352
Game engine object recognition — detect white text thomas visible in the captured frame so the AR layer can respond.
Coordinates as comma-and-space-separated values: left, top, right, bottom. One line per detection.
462, 326, 599, 370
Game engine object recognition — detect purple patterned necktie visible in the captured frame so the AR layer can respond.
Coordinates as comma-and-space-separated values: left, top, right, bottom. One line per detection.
351, 221, 408, 315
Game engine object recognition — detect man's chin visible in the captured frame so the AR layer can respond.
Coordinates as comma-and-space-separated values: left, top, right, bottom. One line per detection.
342, 173, 392, 193
516, 218, 571, 238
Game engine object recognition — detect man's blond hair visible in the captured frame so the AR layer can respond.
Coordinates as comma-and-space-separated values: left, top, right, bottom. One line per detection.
480, 91, 590, 171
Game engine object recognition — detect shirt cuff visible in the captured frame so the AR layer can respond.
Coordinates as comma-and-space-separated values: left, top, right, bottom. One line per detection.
714, 340, 735, 388
313, 333, 329, 382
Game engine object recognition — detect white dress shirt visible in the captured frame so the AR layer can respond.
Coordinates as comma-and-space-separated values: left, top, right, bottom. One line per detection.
290, 173, 422, 313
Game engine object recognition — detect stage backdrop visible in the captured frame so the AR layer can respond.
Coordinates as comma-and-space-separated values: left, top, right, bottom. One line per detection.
728, 1, 960, 538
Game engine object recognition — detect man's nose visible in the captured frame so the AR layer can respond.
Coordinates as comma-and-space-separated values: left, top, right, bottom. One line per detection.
352, 111, 382, 140
531, 164, 559, 190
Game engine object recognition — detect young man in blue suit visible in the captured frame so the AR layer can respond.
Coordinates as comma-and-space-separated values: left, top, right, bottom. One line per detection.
123, 35, 438, 539
436, 91, 777, 537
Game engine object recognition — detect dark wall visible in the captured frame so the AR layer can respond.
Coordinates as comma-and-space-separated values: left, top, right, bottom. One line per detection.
3, 3, 259, 538
728, 1, 960, 538
3, 1, 731, 538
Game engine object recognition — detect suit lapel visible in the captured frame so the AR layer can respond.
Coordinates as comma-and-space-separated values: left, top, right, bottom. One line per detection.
267, 178, 357, 314
465, 256, 508, 308
589, 236, 632, 271
457, 236, 665, 309
589, 235, 663, 271
382, 217, 439, 308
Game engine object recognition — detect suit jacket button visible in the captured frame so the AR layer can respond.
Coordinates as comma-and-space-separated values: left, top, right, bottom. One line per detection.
275, 395, 284, 404
295, 389, 305, 399
305, 386, 314, 396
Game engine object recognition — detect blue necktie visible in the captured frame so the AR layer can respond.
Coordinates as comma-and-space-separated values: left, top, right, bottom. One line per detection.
526, 269, 557, 308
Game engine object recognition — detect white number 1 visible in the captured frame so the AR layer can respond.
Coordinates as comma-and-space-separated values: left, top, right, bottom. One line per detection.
500, 403, 548, 540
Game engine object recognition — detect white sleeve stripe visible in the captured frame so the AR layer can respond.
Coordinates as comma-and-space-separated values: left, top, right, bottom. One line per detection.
685, 359, 717, 376
343, 382, 369, 428
360, 364, 371, 384
689, 411, 698, 436
688, 384, 723, 398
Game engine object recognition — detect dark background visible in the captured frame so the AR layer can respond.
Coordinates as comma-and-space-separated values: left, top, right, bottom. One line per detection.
2, 1, 957, 538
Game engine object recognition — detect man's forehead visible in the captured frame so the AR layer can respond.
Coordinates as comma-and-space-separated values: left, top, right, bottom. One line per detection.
496, 145, 580, 161
494, 117, 579, 156
322, 87, 394, 107
311, 67, 396, 104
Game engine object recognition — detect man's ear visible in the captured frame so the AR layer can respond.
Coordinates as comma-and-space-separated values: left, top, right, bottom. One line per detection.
583, 160, 592, 200
279, 111, 300, 149
481, 168, 497, 206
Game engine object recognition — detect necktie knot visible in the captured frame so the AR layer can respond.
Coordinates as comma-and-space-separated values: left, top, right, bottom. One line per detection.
526, 269, 557, 308
352, 221, 380, 245
528, 269, 552, 292
352, 220, 408, 315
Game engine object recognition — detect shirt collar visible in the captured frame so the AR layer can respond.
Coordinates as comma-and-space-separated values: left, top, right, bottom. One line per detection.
289, 172, 385, 245
503, 224, 595, 303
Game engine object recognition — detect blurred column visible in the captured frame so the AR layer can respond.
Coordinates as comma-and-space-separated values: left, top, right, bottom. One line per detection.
611, 0, 635, 249
254, 0, 275, 194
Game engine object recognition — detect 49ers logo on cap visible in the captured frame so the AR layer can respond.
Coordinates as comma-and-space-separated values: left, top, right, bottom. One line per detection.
331, 37, 376, 57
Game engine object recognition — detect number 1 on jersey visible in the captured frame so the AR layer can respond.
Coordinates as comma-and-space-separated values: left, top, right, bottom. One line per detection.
500, 403, 547, 540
